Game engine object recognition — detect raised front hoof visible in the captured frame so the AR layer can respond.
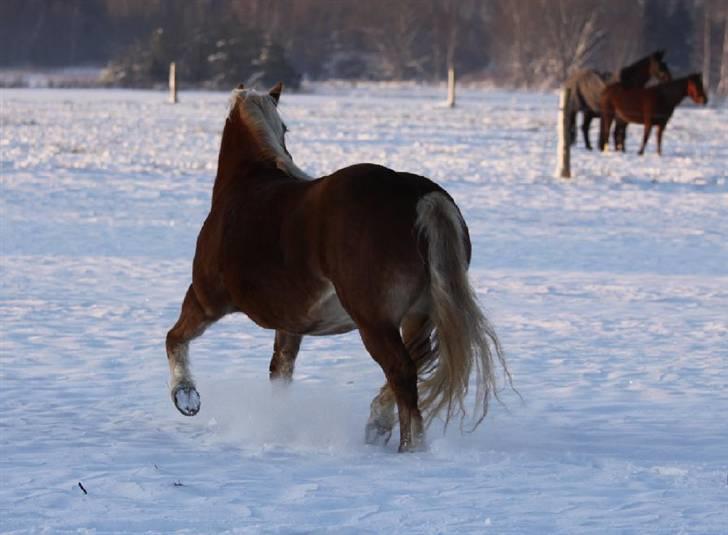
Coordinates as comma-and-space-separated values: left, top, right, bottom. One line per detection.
172, 383, 200, 416
365, 421, 392, 447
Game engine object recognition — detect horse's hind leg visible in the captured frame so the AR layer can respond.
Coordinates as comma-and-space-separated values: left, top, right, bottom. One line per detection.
360, 323, 425, 452
569, 110, 578, 146
166, 285, 220, 416
364, 314, 431, 446
269, 330, 302, 382
599, 112, 613, 152
614, 120, 627, 151
582, 112, 594, 150
617, 121, 628, 152
365, 382, 396, 446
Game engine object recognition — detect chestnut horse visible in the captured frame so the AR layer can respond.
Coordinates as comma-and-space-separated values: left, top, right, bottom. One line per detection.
599, 73, 708, 155
165, 84, 511, 452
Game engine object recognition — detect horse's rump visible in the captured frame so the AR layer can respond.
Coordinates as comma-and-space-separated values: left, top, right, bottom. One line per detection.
311, 164, 449, 327
565, 69, 609, 113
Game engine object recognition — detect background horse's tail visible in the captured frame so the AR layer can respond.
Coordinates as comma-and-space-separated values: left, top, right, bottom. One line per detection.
414, 192, 511, 429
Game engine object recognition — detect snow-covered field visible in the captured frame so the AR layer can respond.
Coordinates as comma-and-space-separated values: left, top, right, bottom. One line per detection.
1, 85, 727, 533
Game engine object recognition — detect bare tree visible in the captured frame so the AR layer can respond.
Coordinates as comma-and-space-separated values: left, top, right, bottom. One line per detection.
541, 0, 606, 81
718, 2, 728, 96
362, 0, 429, 80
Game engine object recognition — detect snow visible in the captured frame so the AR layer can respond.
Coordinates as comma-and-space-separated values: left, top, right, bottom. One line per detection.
1, 85, 727, 533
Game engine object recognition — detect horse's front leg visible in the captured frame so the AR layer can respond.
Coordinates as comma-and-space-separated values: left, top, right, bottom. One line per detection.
656, 123, 666, 156
166, 285, 221, 416
638, 122, 652, 156
269, 330, 303, 382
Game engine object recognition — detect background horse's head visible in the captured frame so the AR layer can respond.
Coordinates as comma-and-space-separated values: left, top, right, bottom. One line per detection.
227, 83, 311, 180
618, 50, 671, 87
649, 50, 672, 82
686, 73, 708, 105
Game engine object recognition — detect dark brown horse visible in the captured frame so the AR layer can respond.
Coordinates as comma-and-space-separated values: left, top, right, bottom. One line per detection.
599, 73, 708, 155
165, 83, 511, 452
564, 50, 671, 150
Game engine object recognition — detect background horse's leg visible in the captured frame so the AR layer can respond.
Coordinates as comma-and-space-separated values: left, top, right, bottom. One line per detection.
582, 111, 594, 150
599, 111, 613, 152
269, 330, 302, 382
166, 285, 219, 416
656, 123, 665, 156
638, 122, 653, 156
613, 120, 626, 151
618, 121, 628, 152
359, 325, 423, 452
569, 109, 578, 146
364, 314, 432, 446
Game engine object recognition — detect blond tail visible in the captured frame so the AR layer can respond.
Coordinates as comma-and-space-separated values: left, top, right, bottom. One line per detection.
414, 192, 511, 429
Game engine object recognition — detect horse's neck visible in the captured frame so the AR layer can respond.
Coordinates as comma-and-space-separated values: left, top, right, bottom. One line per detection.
619, 59, 650, 88
212, 118, 277, 200
659, 78, 689, 109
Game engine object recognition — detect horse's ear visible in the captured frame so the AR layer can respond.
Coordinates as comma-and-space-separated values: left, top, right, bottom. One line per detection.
269, 82, 283, 105
655, 49, 665, 59
237, 83, 245, 90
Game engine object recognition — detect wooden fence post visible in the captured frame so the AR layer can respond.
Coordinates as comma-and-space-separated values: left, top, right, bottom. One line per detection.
169, 62, 178, 104
446, 65, 456, 108
555, 87, 571, 179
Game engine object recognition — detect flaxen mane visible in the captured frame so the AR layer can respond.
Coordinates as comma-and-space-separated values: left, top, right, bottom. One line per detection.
228, 87, 311, 180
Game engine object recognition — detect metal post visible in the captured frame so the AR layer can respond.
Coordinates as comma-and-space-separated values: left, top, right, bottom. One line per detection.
555, 88, 571, 179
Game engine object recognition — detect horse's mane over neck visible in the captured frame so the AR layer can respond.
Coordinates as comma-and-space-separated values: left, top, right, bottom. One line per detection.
619, 56, 651, 87
658, 76, 691, 107
217, 90, 311, 183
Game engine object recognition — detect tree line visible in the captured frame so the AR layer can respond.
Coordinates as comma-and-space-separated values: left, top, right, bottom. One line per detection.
1, 0, 726, 93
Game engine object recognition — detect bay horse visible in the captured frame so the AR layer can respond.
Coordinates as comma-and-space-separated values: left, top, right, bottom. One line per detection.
165, 83, 511, 452
599, 73, 708, 156
564, 50, 671, 150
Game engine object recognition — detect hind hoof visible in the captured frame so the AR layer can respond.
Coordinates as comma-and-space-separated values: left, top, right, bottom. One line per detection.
365, 422, 392, 446
173, 384, 200, 416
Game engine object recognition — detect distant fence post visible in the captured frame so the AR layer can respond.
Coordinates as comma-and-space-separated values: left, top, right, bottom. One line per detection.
169, 62, 178, 104
446, 65, 456, 108
555, 87, 571, 179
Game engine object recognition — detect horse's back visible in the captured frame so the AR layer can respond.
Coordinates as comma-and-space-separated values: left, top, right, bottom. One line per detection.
602, 84, 654, 124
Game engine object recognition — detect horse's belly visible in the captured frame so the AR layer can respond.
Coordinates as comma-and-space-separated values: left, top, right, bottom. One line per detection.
304, 284, 356, 335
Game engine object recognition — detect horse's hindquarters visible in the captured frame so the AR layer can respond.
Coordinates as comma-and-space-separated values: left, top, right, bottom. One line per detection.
312, 165, 439, 329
